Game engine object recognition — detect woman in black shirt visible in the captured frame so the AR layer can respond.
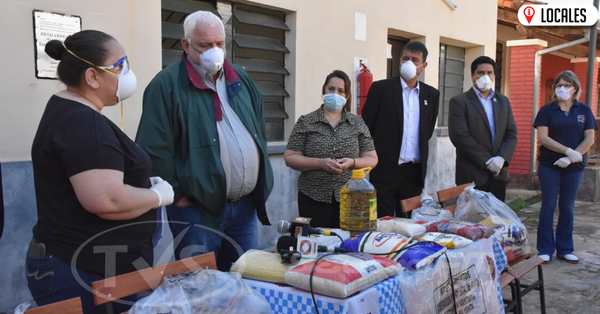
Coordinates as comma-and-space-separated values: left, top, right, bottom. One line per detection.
284, 70, 378, 227
27, 30, 174, 313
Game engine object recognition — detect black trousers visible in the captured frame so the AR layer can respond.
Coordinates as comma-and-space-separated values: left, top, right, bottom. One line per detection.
476, 174, 508, 202
372, 162, 423, 219
297, 191, 341, 228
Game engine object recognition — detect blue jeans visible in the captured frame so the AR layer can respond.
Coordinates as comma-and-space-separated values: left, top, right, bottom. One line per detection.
166, 194, 258, 271
536, 163, 584, 257
25, 241, 137, 314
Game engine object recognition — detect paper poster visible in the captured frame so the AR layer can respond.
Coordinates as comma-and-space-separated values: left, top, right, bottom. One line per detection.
33, 10, 82, 79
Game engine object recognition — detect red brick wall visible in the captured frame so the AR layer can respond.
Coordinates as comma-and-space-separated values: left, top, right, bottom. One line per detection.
540, 54, 573, 105
573, 61, 599, 114
507, 45, 545, 175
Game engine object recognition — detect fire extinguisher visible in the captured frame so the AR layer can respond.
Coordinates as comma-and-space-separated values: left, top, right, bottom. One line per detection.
357, 60, 373, 116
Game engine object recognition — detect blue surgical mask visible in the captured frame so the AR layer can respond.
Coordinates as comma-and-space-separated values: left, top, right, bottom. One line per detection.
323, 93, 347, 111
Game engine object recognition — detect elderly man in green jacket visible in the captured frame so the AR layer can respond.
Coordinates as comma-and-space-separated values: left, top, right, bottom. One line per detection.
136, 11, 273, 271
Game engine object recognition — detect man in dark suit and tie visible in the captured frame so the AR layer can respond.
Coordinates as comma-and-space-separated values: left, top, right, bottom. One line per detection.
362, 41, 440, 218
448, 56, 517, 202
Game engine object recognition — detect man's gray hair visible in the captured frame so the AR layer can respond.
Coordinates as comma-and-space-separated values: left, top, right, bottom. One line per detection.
183, 11, 224, 41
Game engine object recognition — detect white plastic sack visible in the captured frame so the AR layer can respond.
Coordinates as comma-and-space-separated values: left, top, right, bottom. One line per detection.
412, 191, 453, 222
129, 269, 273, 314
398, 237, 503, 314
377, 217, 427, 236
454, 183, 530, 261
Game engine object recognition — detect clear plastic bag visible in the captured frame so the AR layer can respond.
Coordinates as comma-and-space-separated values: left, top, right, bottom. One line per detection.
411, 191, 453, 222
454, 183, 530, 261
129, 269, 273, 314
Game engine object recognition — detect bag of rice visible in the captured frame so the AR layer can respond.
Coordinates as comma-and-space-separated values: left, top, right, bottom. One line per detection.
284, 252, 402, 298
418, 232, 473, 249
377, 216, 427, 236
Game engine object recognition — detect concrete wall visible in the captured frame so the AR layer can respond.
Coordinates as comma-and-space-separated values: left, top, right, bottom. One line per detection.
0, 0, 497, 310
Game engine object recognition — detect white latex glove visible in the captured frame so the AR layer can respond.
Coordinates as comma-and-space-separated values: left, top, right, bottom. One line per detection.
150, 180, 174, 208
554, 157, 572, 168
565, 148, 583, 163
149, 176, 164, 186
485, 156, 505, 175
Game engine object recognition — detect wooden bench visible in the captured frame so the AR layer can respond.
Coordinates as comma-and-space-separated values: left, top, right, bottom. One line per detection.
436, 183, 471, 215
499, 254, 546, 313
399, 195, 422, 213
24, 297, 82, 314
91, 252, 216, 313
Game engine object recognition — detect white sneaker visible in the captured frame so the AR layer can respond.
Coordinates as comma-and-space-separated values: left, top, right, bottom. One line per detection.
558, 254, 579, 264
538, 254, 551, 263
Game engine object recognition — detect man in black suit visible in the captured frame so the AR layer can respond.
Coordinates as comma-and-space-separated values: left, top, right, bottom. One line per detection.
362, 41, 440, 218
448, 56, 517, 202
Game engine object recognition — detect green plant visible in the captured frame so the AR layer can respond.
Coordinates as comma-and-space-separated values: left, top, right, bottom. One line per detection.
508, 195, 529, 213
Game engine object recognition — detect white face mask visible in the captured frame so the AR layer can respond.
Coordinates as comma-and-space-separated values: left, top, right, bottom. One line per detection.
400, 61, 417, 80
116, 69, 137, 103
196, 46, 225, 74
555, 86, 573, 101
476, 75, 493, 92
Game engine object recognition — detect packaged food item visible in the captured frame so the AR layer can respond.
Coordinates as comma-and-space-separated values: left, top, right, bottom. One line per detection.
377, 216, 426, 236
284, 252, 402, 298
418, 232, 473, 249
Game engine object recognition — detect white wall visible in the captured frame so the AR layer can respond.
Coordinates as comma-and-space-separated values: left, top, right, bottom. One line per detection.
0, 0, 161, 162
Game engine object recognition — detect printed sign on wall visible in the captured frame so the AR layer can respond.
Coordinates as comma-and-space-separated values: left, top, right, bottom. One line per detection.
33, 10, 81, 79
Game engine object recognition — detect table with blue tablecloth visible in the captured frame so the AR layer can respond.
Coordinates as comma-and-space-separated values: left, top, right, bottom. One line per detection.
245, 236, 507, 314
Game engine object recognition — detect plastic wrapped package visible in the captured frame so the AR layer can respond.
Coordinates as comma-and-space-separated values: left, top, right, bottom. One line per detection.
230, 249, 312, 284
454, 184, 530, 261
129, 269, 273, 314
417, 219, 496, 241
377, 216, 427, 236
411, 191, 453, 222
284, 252, 402, 298
418, 232, 473, 249
398, 238, 503, 314
342, 232, 446, 270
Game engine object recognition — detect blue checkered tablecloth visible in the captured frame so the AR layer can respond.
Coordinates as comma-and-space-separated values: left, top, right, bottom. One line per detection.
246, 237, 507, 314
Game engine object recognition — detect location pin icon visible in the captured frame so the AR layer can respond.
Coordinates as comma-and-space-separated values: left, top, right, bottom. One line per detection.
524, 6, 535, 23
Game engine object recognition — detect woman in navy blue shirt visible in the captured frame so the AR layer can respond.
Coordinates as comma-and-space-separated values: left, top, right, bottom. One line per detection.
533, 70, 597, 264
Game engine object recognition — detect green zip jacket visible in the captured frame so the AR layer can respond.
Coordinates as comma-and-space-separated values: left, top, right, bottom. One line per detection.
135, 56, 273, 226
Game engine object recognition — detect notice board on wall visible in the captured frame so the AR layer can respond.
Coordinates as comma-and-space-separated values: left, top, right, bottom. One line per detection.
33, 10, 81, 79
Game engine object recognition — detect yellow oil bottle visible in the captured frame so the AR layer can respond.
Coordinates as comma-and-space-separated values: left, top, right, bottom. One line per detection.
339, 167, 377, 236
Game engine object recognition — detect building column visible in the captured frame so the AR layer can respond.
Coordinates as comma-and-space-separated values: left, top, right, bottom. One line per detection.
571, 57, 599, 114
506, 39, 548, 179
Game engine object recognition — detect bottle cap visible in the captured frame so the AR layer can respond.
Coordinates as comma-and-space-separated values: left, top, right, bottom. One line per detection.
351, 167, 372, 179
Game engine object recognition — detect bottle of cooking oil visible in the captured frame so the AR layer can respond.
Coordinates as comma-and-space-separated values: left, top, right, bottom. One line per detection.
339, 167, 377, 236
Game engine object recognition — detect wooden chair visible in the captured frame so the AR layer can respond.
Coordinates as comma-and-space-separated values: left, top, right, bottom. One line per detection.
436, 183, 471, 215
24, 297, 83, 314
91, 252, 216, 313
399, 195, 422, 213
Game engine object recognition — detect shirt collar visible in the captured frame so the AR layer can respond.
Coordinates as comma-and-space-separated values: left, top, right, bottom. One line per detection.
186, 54, 223, 86
400, 77, 420, 91
472, 86, 495, 100
550, 100, 580, 109
182, 52, 239, 90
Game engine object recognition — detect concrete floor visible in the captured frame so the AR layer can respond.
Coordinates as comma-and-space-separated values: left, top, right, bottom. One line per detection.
504, 195, 600, 314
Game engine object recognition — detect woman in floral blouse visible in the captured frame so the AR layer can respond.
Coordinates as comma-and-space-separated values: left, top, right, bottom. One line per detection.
284, 70, 378, 227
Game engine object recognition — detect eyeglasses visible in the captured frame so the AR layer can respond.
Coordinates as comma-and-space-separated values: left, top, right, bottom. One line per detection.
62, 42, 129, 76
556, 84, 572, 89
96, 56, 129, 76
